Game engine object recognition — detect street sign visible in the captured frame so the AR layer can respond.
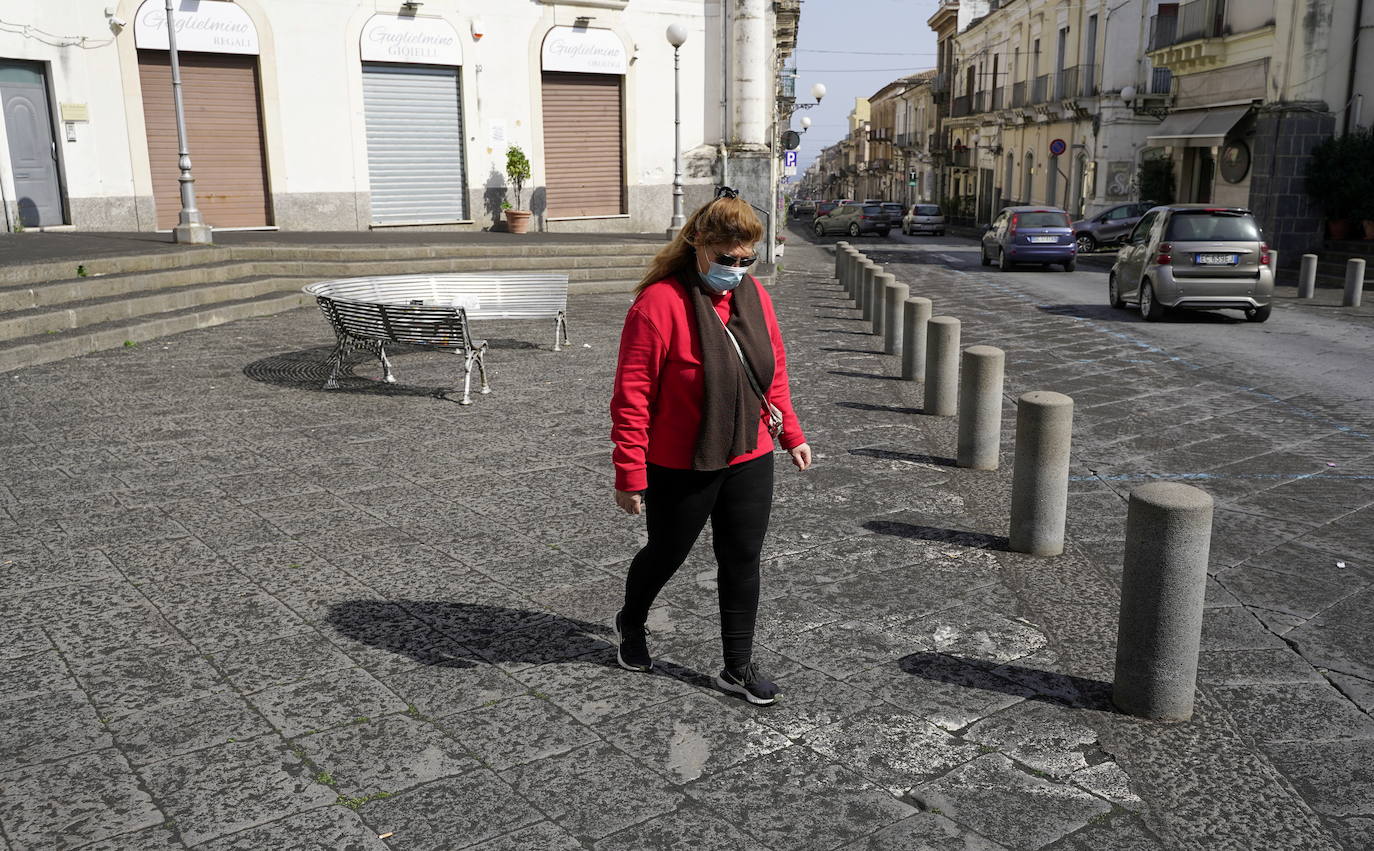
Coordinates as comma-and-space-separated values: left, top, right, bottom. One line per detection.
782, 131, 802, 151
784, 166, 797, 177
1049, 138, 1067, 156
784, 150, 798, 168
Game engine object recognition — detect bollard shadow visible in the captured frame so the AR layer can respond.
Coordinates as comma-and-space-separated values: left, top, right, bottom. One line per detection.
836, 401, 923, 416
821, 346, 884, 356
327, 600, 707, 684
818, 328, 879, 336
864, 518, 1010, 551
897, 651, 1114, 711
850, 447, 957, 467
829, 369, 904, 381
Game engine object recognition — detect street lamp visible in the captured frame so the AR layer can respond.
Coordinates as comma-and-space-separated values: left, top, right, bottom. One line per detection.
164, 0, 211, 244
799, 115, 811, 132
1120, 85, 1170, 120
794, 82, 826, 110
666, 23, 688, 238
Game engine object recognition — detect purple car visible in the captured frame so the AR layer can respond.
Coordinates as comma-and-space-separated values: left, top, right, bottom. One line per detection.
980, 206, 1077, 272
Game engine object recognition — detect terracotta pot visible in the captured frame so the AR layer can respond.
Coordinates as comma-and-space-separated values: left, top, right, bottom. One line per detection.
504, 209, 533, 234
1363, 219, 1374, 241
1327, 218, 1354, 241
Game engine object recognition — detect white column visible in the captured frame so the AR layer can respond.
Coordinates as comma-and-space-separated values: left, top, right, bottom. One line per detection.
732, 0, 769, 147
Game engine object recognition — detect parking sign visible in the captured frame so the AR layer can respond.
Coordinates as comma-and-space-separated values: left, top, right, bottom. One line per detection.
784, 150, 798, 168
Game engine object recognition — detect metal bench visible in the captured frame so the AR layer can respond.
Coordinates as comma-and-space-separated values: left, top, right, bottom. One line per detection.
304, 272, 570, 405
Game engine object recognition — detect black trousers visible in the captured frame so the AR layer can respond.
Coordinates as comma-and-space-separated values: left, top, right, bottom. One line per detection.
622, 453, 774, 671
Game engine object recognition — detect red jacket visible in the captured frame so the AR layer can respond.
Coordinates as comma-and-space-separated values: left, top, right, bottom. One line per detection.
610, 275, 806, 492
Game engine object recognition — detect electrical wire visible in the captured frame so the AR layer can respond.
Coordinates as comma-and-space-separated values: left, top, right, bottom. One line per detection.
0, 18, 116, 49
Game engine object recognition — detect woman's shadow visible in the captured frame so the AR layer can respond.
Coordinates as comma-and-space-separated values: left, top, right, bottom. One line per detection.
328, 600, 709, 684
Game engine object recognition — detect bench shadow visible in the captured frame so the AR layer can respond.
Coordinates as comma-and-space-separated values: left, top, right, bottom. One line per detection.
243, 346, 457, 399
836, 401, 923, 416
327, 600, 707, 683
897, 651, 1113, 711
850, 447, 957, 467
864, 518, 1010, 551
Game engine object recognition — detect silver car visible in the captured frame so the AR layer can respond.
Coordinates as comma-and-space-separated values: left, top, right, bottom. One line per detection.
902, 203, 946, 236
1109, 205, 1274, 322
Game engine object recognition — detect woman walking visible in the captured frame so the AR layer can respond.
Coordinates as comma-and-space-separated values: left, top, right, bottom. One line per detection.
609, 189, 811, 705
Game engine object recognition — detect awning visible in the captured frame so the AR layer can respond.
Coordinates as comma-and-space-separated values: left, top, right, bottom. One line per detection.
1147, 106, 1250, 148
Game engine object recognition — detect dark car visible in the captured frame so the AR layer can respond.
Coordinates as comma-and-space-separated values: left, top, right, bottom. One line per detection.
980, 206, 1076, 271
1109, 204, 1274, 322
789, 198, 816, 218
815, 203, 891, 237
1072, 202, 1154, 254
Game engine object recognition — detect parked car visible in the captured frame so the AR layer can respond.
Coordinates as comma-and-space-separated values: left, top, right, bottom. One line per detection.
812, 200, 843, 221
902, 203, 946, 236
815, 202, 891, 237
789, 198, 816, 218
1109, 204, 1274, 322
881, 202, 905, 224
1071, 202, 1154, 254
980, 206, 1076, 271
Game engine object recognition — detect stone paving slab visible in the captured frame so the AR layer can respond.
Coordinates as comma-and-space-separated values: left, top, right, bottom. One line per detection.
0, 236, 1370, 848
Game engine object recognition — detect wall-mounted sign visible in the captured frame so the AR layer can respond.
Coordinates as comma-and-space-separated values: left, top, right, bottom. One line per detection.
1048, 138, 1067, 156
134, 0, 259, 55
1220, 140, 1250, 183
541, 27, 627, 75
360, 14, 462, 66
60, 103, 90, 122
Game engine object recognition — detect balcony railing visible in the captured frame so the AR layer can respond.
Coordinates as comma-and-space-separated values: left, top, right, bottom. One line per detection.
971, 91, 986, 113
1011, 81, 1027, 108
1149, 0, 1227, 51
1054, 67, 1076, 100
952, 95, 971, 117
951, 148, 971, 168
1150, 67, 1173, 94
1032, 74, 1049, 104
779, 73, 796, 99
991, 88, 1004, 110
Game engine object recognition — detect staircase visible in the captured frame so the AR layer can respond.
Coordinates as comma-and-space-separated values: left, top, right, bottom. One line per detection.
0, 241, 660, 373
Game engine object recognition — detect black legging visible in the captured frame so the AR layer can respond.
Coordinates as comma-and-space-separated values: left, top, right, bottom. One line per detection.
622, 453, 774, 670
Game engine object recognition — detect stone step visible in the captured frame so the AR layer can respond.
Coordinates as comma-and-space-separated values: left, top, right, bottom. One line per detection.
0, 254, 651, 313
0, 290, 312, 374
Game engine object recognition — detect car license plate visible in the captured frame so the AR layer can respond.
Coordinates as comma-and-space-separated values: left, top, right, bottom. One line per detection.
1030, 236, 1057, 243
1195, 253, 1239, 265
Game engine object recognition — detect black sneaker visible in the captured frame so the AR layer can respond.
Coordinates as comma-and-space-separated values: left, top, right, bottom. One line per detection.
614, 611, 652, 672
716, 662, 780, 705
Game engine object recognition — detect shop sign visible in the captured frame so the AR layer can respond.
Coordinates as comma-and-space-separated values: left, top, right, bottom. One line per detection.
541, 27, 627, 75
134, 0, 259, 55
361, 15, 463, 65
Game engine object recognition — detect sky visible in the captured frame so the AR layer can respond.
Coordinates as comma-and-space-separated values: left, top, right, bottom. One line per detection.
788, 0, 942, 180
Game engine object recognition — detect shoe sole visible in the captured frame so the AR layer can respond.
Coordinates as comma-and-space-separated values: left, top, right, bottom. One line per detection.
715, 674, 777, 706
614, 617, 652, 673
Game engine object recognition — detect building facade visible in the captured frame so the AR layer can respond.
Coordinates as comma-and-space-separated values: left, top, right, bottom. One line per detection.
0, 0, 798, 235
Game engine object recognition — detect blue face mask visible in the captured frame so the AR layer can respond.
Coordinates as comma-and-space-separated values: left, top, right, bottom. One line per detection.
702, 261, 747, 293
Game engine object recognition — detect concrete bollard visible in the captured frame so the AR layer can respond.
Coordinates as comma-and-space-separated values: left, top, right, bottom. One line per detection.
883, 280, 910, 354
860, 262, 879, 320
1112, 482, 1214, 721
923, 316, 960, 416
834, 241, 849, 281
1344, 258, 1365, 307
1298, 254, 1317, 299
957, 346, 1005, 470
901, 297, 933, 381
844, 249, 862, 299
871, 272, 892, 336
1009, 391, 1073, 556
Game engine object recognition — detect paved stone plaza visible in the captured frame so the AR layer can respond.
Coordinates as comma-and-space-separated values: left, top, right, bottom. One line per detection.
1, 237, 1371, 849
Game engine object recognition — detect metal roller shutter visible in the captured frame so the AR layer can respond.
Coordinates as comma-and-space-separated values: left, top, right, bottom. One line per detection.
138, 51, 271, 230
541, 72, 624, 218
362, 64, 468, 224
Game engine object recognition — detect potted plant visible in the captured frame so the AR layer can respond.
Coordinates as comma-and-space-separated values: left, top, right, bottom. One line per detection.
504, 145, 532, 234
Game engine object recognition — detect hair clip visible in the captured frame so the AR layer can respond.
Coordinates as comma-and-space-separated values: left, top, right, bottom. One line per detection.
714, 185, 739, 200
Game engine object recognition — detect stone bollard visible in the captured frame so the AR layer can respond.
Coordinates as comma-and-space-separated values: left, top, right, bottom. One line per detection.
901, 297, 933, 381
957, 346, 1006, 470
1344, 258, 1365, 307
844, 249, 862, 300
871, 272, 892, 336
1112, 482, 1214, 721
883, 280, 910, 354
1009, 391, 1073, 556
834, 241, 850, 281
923, 316, 960, 416
861, 262, 880, 320
1298, 254, 1317, 299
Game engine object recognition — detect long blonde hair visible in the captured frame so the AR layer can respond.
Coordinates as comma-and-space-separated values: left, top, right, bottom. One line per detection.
636, 195, 764, 294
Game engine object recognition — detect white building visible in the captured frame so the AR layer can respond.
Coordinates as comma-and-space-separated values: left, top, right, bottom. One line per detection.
0, 0, 797, 235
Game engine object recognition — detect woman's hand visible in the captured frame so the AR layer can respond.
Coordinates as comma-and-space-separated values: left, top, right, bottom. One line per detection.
615, 489, 644, 515
788, 443, 813, 471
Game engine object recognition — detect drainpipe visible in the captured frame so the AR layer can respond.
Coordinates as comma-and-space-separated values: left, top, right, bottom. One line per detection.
719, 0, 730, 187
1346, 0, 1367, 132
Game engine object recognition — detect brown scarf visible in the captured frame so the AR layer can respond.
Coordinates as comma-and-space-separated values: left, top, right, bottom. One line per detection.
686, 271, 776, 471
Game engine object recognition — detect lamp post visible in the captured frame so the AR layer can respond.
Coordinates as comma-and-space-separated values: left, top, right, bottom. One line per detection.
666, 23, 688, 238
165, 0, 211, 244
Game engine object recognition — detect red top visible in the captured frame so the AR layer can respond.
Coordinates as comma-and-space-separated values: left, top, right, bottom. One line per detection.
610, 275, 806, 492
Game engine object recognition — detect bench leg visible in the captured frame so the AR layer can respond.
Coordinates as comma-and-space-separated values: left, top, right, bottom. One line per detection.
323, 334, 349, 390
476, 343, 490, 394
553, 311, 569, 352
376, 342, 397, 384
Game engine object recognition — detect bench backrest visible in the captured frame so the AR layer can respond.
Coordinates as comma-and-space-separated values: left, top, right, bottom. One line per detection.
314, 297, 479, 349
305, 273, 569, 320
